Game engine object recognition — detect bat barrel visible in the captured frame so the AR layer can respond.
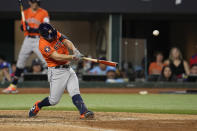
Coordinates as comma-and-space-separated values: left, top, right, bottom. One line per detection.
82, 57, 118, 67
98, 60, 118, 67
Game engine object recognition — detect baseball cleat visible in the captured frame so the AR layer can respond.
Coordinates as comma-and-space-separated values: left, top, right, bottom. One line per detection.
2, 84, 18, 94
80, 110, 94, 119
29, 101, 41, 117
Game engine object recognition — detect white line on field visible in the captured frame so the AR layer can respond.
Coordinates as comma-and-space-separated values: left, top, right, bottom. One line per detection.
67, 124, 116, 131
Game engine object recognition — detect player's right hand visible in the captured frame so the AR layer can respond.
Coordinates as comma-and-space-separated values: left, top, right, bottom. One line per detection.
20, 21, 30, 32
25, 21, 30, 31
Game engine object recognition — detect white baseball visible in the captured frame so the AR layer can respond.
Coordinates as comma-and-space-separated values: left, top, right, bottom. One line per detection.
153, 30, 159, 36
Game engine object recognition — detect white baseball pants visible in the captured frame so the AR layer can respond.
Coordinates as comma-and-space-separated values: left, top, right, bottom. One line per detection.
16, 36, 46, 68
47, 67, 80, 105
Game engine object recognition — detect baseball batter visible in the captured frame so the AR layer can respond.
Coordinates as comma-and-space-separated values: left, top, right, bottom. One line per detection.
29, 23, 94, 119
2, 0, 49, 93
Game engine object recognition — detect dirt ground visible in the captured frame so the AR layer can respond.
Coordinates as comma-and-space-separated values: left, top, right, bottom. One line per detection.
0, 110, 197, 131
0, 88, 197, 131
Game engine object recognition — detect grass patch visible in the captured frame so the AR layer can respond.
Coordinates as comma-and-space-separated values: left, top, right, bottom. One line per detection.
0, 94, 197, 114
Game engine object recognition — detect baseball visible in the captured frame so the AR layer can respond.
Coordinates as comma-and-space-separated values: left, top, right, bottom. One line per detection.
153, 30, 159, 36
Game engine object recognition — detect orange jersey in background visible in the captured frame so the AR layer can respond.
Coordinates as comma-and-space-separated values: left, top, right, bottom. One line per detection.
149, 62, 164, 75
23, 8, 49, 36
39, 32, 69, 67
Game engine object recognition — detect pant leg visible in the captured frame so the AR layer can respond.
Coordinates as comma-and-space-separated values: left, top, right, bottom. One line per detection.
16, 37, 33, 68
66, 68, 80, 97
67, 68, 88, 114
48, 67, 70, 105
32, 37, 47, 67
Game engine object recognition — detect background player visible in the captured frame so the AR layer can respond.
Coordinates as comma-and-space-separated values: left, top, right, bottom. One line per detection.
2, 0, 49, 93
29, 23, 94, 119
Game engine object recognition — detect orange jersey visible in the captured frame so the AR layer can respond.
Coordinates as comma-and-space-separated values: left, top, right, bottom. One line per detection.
149, 62, 164, 75
39, 32, 69, 67
23, 8, 49, 36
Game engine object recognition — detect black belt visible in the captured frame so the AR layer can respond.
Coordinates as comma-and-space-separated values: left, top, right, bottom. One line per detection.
27, 35, 39, 38
55, 64, 70, 69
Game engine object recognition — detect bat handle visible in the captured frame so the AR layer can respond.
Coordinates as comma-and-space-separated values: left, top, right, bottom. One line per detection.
18, 0, 26, 30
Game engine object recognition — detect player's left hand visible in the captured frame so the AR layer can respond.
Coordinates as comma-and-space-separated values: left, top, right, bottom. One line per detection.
74, 49, 81, 55
73, 49, 84, 58
73, 53, 84, 61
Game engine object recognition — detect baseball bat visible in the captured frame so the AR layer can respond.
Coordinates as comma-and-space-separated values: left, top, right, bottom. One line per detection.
18, 0, 26, 31
82, 57, 118, 67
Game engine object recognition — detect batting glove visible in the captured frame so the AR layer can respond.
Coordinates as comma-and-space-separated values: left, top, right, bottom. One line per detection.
74, 49, 84, 57
74, 49, 81, 55
20, 21, 30, 32
25, 21, 30, 31
73, 53, 84, 61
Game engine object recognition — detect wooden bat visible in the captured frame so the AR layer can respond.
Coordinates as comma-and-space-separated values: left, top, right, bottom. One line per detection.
18, 0, 26, 31
83, 57, 118, 67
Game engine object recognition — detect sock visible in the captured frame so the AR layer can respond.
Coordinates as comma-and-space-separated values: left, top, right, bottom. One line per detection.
12, 77, 18, 85
38, 97, 51, 109
12, 67, 24, 85
72, 94, 88, 115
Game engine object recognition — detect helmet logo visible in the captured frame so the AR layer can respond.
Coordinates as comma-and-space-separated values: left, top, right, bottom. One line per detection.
48, 30, 52, 34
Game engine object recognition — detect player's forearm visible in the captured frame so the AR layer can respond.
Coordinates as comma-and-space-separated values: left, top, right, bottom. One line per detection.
50, 51, 73, 61
63, 39, 76, 52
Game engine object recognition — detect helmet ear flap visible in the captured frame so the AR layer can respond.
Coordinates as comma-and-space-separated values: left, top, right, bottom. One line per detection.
53, 28, 57, 38
48, 28, 57, 40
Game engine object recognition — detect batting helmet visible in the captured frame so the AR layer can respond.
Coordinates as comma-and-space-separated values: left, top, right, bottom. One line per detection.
39, 23, 57, 42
